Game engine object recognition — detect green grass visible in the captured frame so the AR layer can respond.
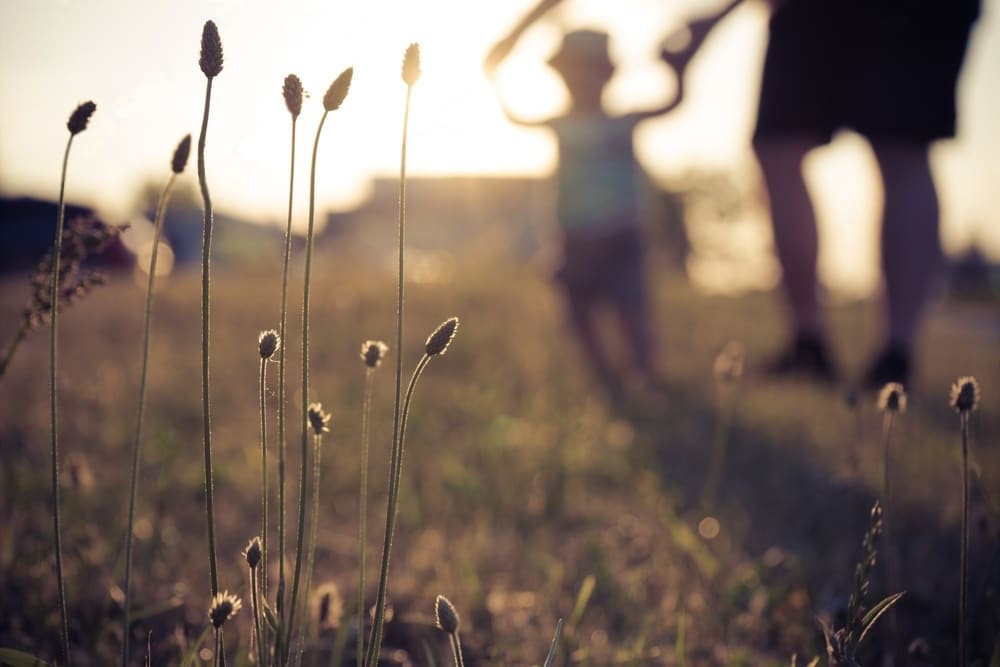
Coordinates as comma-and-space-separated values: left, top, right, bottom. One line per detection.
0, 247, 998, 665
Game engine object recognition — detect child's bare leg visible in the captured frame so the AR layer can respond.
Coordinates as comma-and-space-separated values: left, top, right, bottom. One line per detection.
616, 301, 655, 380
566, 290, 616, 384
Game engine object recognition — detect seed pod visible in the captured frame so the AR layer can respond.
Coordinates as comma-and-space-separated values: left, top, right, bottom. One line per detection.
435, 595, 460, 634
402, 43, 421, 86
323, 67, 353, 112
244, 537, 262, 569
877, 382, 907, 414
283, 74, 303, 118
67, 101, 97, 135
308, 402, 331, 435
361, 340, 389, 368
425, 317, 459, 356
258, 329, 280, 360
950, 376, 980, 413
172, 134, 192, 174
208, 591, 242, 628
199, 20, 224, 78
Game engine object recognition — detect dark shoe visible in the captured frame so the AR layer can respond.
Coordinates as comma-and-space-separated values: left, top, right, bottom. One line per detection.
863, 345, 911, 389
764, 334, 838, 383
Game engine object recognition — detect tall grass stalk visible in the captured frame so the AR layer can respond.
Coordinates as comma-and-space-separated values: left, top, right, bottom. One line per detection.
197, 19, 224, 596
122, 134, 191, 666
365, 317, 459, 667
951, 376, 980, 667
49, 99, 96, 666
357, 342, 387, 667
285, 68, 353, 665
258, 329, 279, 666
434, 595, 464, 667
244, 539, 265, 667
294, 406, 328, 667
278, 74, 304, 635
877, 382, 906, 656
363, 44, 421, 667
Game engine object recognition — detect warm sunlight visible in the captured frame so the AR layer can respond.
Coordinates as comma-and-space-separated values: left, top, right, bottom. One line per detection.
1, 0, 998, 293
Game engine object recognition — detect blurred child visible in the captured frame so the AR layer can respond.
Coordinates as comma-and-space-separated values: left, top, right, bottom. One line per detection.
485, 23, 713, 394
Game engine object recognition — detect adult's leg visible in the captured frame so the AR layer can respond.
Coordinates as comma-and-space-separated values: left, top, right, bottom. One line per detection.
754, 136, 827, 339
866, 141, 940, 384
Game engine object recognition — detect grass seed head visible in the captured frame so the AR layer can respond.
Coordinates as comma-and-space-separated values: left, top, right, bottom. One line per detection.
243, 537, 262, 569
283, 74, 304, 118
308, 402, 331, 435
402, 42, 421, 85
425, 317, 459, 356
199, 20, 224, 78
323, 67, 353, 111
258, 329, 280, 360
67, 101, 96, 135
171, 134, 192, 174
361, 340, 389, 368
950, 376, 980, 413
208, 591, 242, 628
435, 594, 460, 634
312, 582, 344, 630
712, 340, 744, 384
877, 382, 907, 414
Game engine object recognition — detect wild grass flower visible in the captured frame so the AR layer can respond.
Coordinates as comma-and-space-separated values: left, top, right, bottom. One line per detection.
49, 99, 97, 666
312, 582, 344, 631
702, 340, 744, 507
821, 502, 903, 666
434, 595, 465, 667
277, 73, 304, 650
951, 375, 980, 666
286, 67, 352, 665
196, 18, 224, 597
295, 402, 330, 666
876, 382, 906, 654
366, 316, 460, 667
209, 591, 242, 667
357, 340, 388, 667
363, 45, 425, 667
0, 216, 124, 378
121, 134, 190, 667
245, 537, 266, 667
258, 327, 280, 641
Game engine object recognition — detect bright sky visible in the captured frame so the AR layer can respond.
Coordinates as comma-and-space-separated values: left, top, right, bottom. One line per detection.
1, 0, 998, 293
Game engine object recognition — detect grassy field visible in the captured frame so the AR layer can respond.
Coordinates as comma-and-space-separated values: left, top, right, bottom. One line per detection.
1, 246, 998, 666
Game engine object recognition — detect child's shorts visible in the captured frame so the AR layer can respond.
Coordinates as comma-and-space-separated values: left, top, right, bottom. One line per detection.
755, 0, 979, 144
555, 226, 646, 310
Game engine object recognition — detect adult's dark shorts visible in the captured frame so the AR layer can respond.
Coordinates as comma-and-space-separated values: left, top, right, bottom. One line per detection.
754, 0, 980, 144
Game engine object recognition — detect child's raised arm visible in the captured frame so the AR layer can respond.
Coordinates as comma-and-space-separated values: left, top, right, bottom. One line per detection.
483, 0, 564, 74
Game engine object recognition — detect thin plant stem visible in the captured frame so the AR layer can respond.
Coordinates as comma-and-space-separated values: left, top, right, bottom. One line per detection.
448, 632, 465, 667
960, 412, 969, 667
277, 110, 298, 640
881, 412, 899, 653
363, 82, 413, 667
295, 432, 324, 667
0, 324, 29, 379
286, 108, 329, 664
357, 369, 375, 667
197, 74, 220, 596
122, 172, 178, 667
365, 354, 432, 667
259, 357, 270, 611
214, 629, 223, 667
252, 567, 266, 667
701, 387, 734, 508
50, 132, 75, 667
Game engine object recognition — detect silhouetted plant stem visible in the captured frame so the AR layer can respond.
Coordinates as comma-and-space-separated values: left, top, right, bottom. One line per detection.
357, 368, 375, 667
0, 325, 28, 378
959, 411, 969, 667
123, 143, 187, 665
277, 76, 303, 652
259, 356, 270, 608
251, 565, 266, 667
295, 430, 324, 667
197, 72, 220, 597
50, 130, 75, 667
881, 411, 900, 651
365, 354, 430, 667
277, 103, 298, 637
